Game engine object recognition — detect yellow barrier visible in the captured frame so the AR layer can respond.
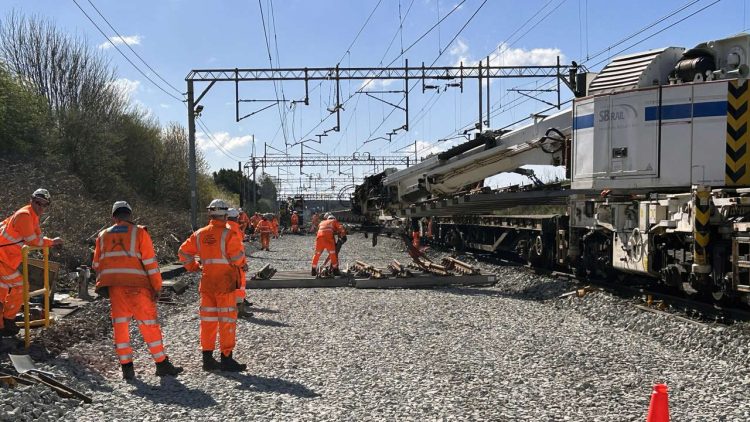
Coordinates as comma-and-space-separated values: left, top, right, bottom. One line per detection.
15, 246, 51, 349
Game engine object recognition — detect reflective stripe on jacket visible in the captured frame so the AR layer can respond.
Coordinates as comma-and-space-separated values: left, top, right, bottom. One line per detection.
316, 219, 345, 240
0, 205, 54, 269
93, 223, 162, 291
179, 219, 244, 294
254, 220, 273, 235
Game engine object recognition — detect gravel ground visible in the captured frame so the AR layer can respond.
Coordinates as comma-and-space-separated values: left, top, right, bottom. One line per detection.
2, 232, 750, 421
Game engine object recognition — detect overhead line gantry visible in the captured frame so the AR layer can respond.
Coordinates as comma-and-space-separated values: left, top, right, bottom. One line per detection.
185, 60, 578, 228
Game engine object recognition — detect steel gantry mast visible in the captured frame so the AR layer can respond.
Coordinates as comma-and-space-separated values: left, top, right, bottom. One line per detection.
185, 60, 577, 228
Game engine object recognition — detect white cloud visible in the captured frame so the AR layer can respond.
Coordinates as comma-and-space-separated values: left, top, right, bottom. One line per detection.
110, 78, 141, 101
450, 41, 564, 68
489, 42, 563, 66
159, 103, 170, 109
449, 38, 469, 57
98, 34, 142, 50
359, 78, 397, 92
196, 131, 254, 153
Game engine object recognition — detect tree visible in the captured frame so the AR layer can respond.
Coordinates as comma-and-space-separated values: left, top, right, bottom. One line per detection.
0, 64, 50, 155
0, 12, 124, 117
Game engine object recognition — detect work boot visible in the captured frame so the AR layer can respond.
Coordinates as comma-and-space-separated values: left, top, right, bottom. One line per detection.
121, 362, 135, 380
155, 357, 184, 377
237, 300, 254, 318
1, 319, 19, 336
202, 351, 221, 371
332, 267, 341, 276
310, 267, 317, 277
220, 352, 247, 372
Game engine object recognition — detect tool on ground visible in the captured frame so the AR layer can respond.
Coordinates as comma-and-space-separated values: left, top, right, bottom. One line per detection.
9, 354, 57, 378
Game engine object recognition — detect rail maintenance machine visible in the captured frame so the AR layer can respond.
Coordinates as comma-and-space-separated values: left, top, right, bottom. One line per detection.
353, 33, 750, 303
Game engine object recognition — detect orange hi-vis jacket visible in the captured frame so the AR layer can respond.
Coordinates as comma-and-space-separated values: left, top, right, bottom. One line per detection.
249, 214, 261, 230
93, 223, 162, 291
226, 221, 247, 266
179, 219, 245, 294
238, 212, 251, 233
254, 220, 274, 235
316, 219, 346, 241
0, 205, 54, 270
291, 214, 299, 225
271, 217, 279, 236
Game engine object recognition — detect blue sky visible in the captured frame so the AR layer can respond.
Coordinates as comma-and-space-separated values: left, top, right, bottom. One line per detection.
1, 0, 747, 191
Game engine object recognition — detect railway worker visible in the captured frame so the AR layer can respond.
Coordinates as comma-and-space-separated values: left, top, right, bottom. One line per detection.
254, 214, 274, 251
93, 201, 183, 380
0, 189, 63, 337
410, 218, 421, 249
311, 213, 347, 276
271, 214, 280, 238
426, 217, 434, 239
226, 209, 251, 316
309, 212, 320, 234
237, 208, 251, 237
290, 211, 300, 234
178, 199, 247, 372
249, 212, 261, 234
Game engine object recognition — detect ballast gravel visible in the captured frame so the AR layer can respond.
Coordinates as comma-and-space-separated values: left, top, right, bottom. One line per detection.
2, 233, 750, 421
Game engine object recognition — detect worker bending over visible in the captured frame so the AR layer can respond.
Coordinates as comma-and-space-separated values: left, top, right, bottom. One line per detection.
179, 199, 247, 372
311, 214, 346, 276
0, 189, 62, 337
227, 209, 251, 317
254, 215, 274, 251
290, 211, 300, 234
93, 201, 182, 380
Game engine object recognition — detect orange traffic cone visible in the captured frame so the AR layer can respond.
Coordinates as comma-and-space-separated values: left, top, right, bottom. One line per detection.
646, 383, 670, 422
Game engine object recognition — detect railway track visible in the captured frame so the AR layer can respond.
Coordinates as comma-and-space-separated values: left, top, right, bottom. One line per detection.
427, 241, 750, 326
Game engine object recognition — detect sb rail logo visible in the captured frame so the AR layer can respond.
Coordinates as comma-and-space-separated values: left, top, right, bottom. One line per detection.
598, 104, 638, 129
598, 104, 638, 122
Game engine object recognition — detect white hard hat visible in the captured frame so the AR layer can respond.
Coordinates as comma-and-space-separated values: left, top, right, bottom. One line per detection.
207, 198, 229, 217
112, 201, 132, 216
32, 188, 51, 203
327, 214, 336, 220
293, 211, 298, 214
227, 208, 239, 219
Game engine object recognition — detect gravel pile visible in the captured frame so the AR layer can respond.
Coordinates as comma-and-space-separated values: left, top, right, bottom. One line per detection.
2, 232, 749, 420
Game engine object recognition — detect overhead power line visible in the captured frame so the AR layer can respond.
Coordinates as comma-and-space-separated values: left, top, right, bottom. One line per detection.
84, 0, 184, 96
71, 0, 184, 103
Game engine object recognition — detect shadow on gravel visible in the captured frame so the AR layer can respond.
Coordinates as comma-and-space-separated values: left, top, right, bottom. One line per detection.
216, 372, 319, 398
247, 307, 281, 314
128, 377, 217, 408
438, 278, 574, 302
243, 316, 290, 328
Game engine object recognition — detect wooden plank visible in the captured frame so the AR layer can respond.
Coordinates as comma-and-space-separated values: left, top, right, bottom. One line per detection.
355, 274, 496, 289
247, 271, 352, 289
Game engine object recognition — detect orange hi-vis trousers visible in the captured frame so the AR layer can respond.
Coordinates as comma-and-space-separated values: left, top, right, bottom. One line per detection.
312, 237, 337, 268
0, 262, 24, 325
199, 292, 237, 356
109, 286, 166, 364
260, 233, 270, 250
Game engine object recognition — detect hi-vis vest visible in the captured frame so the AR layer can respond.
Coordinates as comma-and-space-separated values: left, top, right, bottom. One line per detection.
0, 205, 53, 269
316, 219, 345, 240
93, 223, 162, 291
178, 220, 245, 294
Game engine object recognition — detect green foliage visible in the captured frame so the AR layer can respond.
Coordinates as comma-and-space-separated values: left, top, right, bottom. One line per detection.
0, 13, 227, 210
213, 169, 254, 196
0, 65, 50, 155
